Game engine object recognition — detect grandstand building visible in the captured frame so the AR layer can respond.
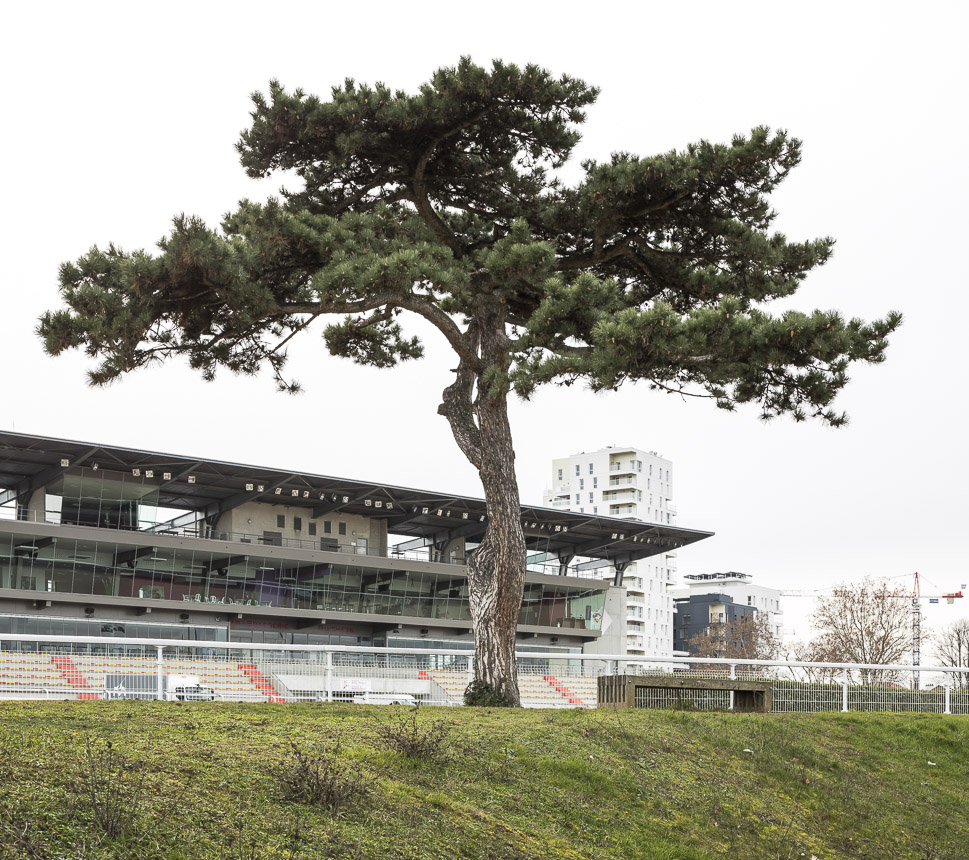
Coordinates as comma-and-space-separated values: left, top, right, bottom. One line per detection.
0, 432, 713, 661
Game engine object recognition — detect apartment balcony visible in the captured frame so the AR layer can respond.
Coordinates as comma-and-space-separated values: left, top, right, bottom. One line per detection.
609, 463, 637, 475
604, 487, 637, 497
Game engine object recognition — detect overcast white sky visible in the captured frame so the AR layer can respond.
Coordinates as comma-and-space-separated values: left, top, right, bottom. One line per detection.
2, 1, 966, 640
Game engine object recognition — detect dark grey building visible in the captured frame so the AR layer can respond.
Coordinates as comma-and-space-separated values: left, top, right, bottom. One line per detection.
673, 592, 755, 654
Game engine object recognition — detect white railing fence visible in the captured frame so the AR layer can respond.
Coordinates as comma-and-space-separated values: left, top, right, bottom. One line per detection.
1, 634, 967, 714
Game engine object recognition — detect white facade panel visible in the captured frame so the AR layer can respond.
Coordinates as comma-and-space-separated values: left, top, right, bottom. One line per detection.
542, 445, 677, 663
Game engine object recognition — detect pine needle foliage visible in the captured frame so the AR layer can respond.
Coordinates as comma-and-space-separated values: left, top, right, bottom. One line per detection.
39, 57, 898, 422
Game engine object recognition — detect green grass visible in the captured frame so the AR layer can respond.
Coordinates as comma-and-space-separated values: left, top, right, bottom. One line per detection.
0, 702, 967, 859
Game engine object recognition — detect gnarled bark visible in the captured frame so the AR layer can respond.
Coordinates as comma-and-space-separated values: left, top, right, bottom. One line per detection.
438, 307, 527, 706
464, 388, 526, 706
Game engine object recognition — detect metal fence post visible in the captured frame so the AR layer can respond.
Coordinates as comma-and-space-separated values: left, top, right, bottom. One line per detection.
467, 654, 474, 688
944, 673, 951, 716
728, 663, 736, 711
325, 651, 333, 703
156, 646, 164, 701
842, 668, 849, 712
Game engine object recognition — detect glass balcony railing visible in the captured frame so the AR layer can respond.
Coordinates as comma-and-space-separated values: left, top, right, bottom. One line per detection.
0, 507, 609, 581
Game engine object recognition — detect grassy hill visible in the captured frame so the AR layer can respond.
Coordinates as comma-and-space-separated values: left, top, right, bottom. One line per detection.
0, 702, 966, 859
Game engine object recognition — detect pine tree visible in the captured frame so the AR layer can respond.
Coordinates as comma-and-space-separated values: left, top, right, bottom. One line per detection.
38, 58, 900, 705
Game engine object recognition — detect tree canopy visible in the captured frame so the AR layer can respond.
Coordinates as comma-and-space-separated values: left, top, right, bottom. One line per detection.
935, 619, 969, 690
40, 58, 898, 423
38, 58, 901, 704
809, 579, 912, 684
687, 613, 779, 661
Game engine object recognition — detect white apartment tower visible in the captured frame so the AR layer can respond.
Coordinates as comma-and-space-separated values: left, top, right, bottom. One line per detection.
543, 446, 678, 661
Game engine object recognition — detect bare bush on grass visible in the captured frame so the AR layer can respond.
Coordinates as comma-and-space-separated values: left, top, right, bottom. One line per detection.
273, 740, 372, 814
372, 711, 454, 763
67, 738, 147, 840
0, 803, 46, 860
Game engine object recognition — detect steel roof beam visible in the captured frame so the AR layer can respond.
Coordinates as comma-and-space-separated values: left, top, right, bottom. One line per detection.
0, 446, 100, 506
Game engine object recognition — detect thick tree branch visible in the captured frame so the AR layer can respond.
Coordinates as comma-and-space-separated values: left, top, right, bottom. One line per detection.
438, 324, 483, 469
410, 107, 493, 257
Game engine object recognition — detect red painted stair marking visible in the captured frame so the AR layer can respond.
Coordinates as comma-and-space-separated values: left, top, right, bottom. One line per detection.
419, 669, 458, 704
238, 663, 285, 702
544, 675, 588, 708
51, 655, 99, 700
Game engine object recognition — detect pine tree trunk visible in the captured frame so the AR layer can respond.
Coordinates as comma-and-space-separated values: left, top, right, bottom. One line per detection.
465, 390, 526, 707
436, 309, 527, 706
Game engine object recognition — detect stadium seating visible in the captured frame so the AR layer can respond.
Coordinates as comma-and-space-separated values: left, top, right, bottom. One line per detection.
67, 655, 276, 701
422, 669, 598, 708
0, 652, 602, 706
0, 651, 71, 693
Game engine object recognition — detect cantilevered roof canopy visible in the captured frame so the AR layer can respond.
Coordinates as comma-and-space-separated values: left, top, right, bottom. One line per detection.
0, 431, 712, 565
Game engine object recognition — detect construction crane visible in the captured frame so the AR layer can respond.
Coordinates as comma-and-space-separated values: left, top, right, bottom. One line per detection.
909, 572, 963, 689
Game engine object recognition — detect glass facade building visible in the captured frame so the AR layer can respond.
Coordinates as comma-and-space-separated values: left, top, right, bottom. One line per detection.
0, 432, 711, 654
0, 529, 606, 630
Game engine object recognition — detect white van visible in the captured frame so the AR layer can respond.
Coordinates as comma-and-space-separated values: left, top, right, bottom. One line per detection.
352, 692, 417, 705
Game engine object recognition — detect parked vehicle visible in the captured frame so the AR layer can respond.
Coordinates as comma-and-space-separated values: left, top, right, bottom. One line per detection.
351, 692, 417, 705
104, 673, 215, 701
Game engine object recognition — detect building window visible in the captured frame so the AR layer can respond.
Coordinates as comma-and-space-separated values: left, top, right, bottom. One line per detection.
588, 492, 593, 502
293, 516, 302, 532
276, 515, 285, 528
323, 520, 332, 534
338, 522, 347, 536
637, 460, 642, 471
308, 522, 317, 536
593, 506, 597, 514
593, 477, 597, 488
588, 463, 593, 474
557, 468, 563, 480
575, 494, 579, 504
579, 478, 584, 490
575, 465, 580, 476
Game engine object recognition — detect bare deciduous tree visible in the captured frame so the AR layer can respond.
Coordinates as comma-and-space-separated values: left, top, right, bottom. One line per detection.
782, 639, 842, 683
810, 579, 911, 685
935, 619, 969, 690
687, 612, 779, 661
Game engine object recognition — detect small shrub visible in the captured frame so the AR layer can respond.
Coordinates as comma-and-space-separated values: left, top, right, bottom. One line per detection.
464, 678, 513, 707
481, 745, 519, 784
273, 741, 371, 814
68, 738, 147, 840
226, 815, 261, 860
0, 802, 46, 860
373, 711, 453, 762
